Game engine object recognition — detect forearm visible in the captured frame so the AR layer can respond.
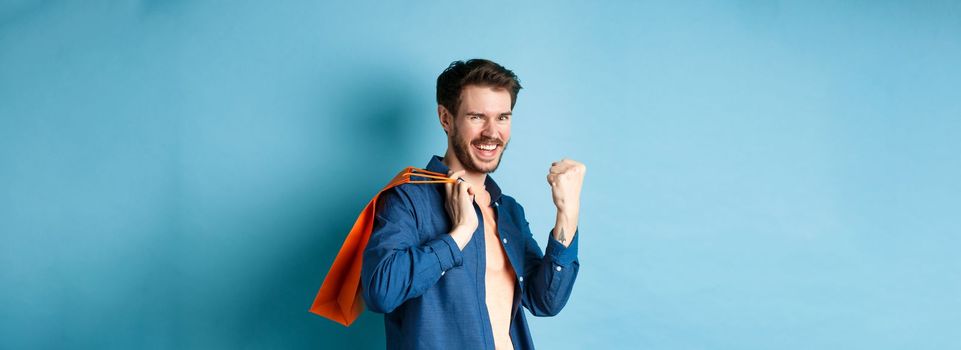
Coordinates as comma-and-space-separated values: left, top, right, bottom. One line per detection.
362, 235, 462, 313
552, 209, 578, 248
521, 231, 580, 316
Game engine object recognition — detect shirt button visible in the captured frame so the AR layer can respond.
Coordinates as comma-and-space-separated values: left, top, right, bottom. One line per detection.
555, 266, 563, 272
518, 276, 524, 282
440, 270, 446, 276
502, 238, 508, 244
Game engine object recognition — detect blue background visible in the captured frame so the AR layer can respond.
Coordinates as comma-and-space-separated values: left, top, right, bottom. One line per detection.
2, 1, 959, 349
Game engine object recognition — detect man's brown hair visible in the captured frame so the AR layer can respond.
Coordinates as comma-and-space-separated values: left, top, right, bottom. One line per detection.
436, 59, 522, 116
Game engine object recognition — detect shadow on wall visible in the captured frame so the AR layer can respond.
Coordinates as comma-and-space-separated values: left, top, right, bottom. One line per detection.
241, 68, 420, 348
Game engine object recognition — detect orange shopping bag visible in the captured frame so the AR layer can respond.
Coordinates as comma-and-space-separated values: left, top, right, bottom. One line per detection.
309, 167, 455, 326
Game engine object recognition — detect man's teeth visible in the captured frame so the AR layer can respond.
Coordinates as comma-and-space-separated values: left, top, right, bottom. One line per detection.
476, 144, 497, 151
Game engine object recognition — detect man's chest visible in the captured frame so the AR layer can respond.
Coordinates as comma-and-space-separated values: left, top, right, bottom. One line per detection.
480, 204, 514, 274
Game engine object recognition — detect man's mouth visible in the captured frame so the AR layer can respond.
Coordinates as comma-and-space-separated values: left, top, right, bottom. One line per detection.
472, 141, 501, 160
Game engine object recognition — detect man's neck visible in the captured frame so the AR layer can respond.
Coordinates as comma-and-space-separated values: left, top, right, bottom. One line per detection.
442, 150, 487, 188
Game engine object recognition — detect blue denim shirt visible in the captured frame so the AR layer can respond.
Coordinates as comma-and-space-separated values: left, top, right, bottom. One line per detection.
361, 156, 580, 350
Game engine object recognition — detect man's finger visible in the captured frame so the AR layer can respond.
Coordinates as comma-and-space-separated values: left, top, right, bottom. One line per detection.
445, 170, 457, 196
448, 169, 465, 180
448, 170, 465, 183
444, 170, 460, 198
446, 170, 465, 198
458, 181, 473, 201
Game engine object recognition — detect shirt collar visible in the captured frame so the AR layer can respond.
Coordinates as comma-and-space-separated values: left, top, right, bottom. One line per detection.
426, 155, 503, 205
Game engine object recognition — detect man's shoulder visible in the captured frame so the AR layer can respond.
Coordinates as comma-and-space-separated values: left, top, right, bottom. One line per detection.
378, 182, 443, 208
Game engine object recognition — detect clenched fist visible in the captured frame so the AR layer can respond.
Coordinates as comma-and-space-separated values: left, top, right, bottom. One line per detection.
547, 159, 586, 214
547, 159, 586, 246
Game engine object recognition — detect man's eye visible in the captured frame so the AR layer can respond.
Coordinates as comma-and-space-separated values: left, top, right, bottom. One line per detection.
470, 116, 481, 120
498, 116, 510, 121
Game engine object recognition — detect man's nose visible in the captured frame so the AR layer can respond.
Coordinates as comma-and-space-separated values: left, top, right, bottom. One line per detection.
480, 121, 499, 139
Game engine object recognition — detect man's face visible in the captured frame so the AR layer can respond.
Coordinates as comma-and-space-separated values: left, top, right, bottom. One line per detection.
446, 85, 512, 174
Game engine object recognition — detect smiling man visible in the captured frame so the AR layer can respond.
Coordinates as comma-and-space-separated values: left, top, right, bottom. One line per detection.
361, 59, 585, 350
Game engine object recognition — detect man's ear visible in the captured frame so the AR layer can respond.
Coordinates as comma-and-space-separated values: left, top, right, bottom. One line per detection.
438, 105, 452, 134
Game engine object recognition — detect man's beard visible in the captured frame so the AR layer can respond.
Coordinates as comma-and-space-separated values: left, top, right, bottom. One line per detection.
451, 124, 507, 174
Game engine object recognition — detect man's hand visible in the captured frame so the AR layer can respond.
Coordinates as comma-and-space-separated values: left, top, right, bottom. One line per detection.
444, 170, 476, 250
547, 159, 586, 246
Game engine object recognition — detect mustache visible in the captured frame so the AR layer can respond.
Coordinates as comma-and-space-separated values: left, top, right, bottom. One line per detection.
471, 138, 504, 146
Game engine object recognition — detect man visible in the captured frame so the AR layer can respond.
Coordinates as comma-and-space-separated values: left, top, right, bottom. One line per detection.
361, 58, 585, 349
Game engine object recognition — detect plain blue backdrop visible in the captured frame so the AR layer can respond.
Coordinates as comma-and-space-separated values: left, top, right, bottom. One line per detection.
2, 1, 959, 349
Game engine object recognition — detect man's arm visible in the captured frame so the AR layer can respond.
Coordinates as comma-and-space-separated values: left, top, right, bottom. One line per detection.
518, 213, 580, 317
519, 158, 586, 316
361, 169, 477, 314
360, 188, 463, 314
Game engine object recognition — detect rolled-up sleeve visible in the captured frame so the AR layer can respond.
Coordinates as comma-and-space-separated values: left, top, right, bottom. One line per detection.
361, 188, 464, 314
